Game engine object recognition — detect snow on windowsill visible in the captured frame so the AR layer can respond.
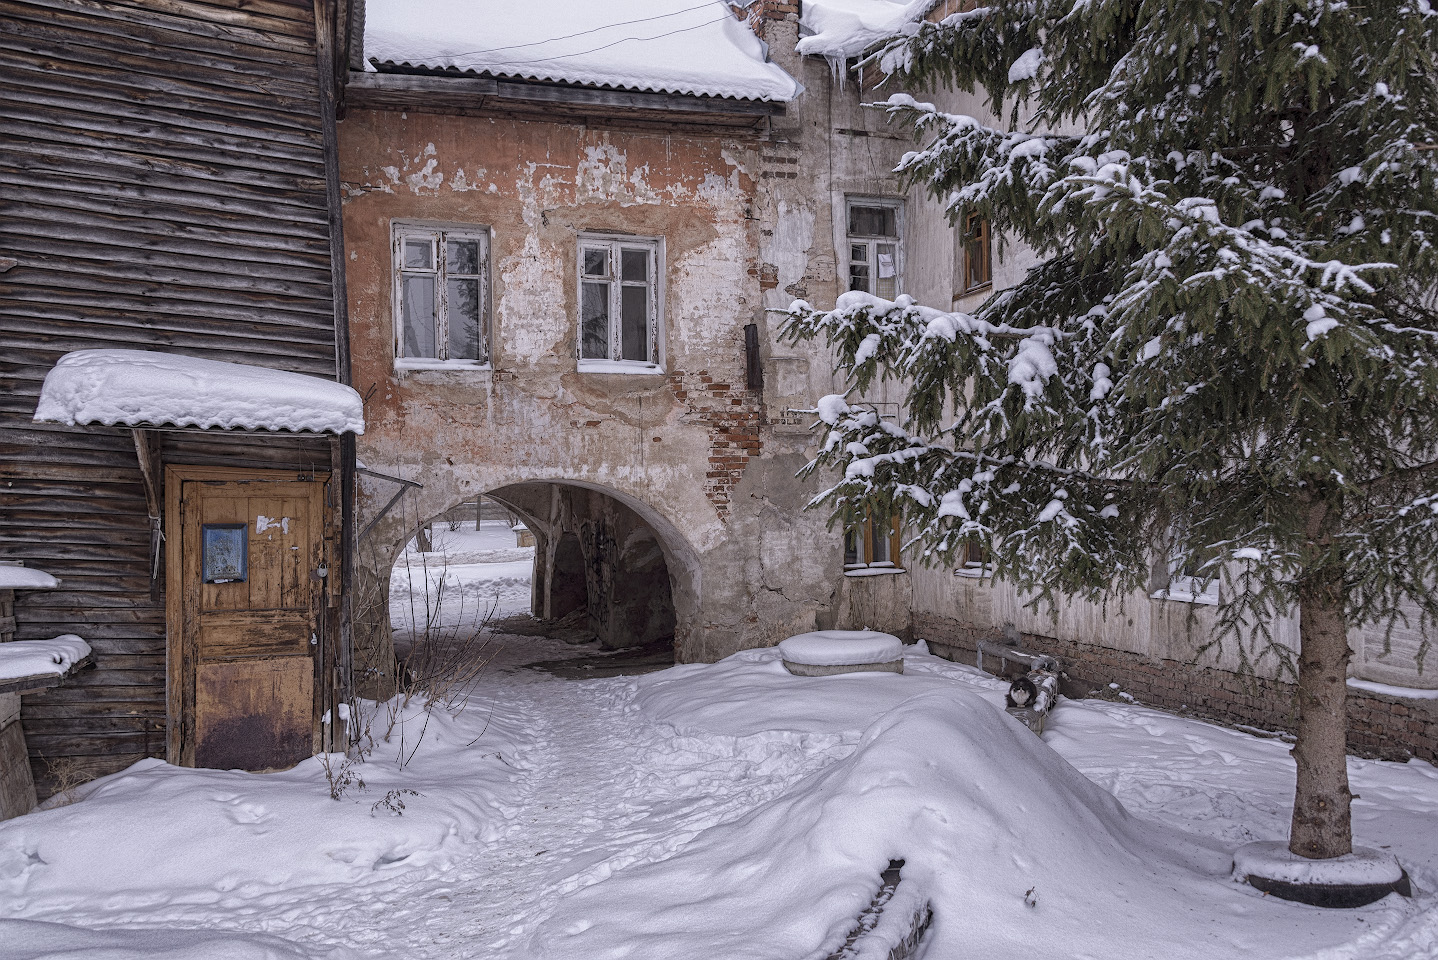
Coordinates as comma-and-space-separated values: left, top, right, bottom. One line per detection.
577, 360, 666, 376
1347, 678, 1438, 701
953, 565, 991, 579
844, 565, 907, 577
0, 565, 59, 590
34, 349, 365, 435
0, 635, 91, 683
1150, 588, 1219, 606
394, 358, 493, 373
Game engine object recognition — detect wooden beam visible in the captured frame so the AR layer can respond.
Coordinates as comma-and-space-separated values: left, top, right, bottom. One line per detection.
132, 428, 164, 600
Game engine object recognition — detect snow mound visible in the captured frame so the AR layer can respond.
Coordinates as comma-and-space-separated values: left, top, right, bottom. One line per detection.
778, 630, 903, 666
34, 350, 364, 435
364, 0, 801, 102
0, 567, 58, 591
1, 917, 354, 960
532, 688, 1231, 960
0, 636, 90, 683
1233, 841, 1404, 886
632, 647, 1006, 737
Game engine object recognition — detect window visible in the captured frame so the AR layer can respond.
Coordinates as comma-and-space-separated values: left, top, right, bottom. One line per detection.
1154, 541, 1220, 604
393, 223, 488, 366
954, 540, 992, 578
847, 200, 901, 299
961, 212, 992, 293
844, 511, 903, 574
578, 236, 662, 370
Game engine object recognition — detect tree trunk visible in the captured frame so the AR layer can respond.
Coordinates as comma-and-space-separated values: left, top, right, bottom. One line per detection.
1290, 500, 1353, 859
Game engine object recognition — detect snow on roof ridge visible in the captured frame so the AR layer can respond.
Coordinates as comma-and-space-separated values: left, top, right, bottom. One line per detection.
363, 0, 802, 103
34, 349, 365, 436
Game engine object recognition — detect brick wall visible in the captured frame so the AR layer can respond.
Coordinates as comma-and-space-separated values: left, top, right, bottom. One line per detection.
916, 613, 1438, 765
669, 371, 763, 520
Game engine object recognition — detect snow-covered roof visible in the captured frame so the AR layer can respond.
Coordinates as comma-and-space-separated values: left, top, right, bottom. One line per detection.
34, 350, 365, 436
0, 565, 60, 591
363, 0, 802, 102
0, 635, 91, 685
796, 0, 932, 59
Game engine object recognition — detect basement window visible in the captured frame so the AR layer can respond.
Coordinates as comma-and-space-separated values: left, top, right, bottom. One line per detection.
1153, 543, 1220, 605
577, 236, 664, 374
846, 199, 902, 300
393, 222, 489, 368
954, 540, 992, 578
844, 511, 904, 575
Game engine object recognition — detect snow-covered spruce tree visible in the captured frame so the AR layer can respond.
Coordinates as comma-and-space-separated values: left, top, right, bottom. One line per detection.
784, 0, 1438, 860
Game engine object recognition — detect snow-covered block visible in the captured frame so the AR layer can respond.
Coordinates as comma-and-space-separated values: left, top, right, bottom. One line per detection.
0, 635, 91, 684
0, 566, 59, 591
34, 349, 365, 435
779, 630, 904, 677
1233, 840, 1409, 907
365, 0, 802, 102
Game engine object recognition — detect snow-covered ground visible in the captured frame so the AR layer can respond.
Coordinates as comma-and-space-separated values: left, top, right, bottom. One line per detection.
389, 518, 536, 647
5, 553, 1438, 959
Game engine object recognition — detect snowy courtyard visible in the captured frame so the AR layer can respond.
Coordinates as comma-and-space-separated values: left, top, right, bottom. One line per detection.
3, 566, 1438, 960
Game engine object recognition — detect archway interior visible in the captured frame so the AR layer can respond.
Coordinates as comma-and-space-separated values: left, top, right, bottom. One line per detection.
488, 481, 678, 653
389, 483, 682, 660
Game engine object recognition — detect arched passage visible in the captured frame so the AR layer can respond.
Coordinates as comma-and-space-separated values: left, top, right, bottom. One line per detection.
356, 473, 704, 694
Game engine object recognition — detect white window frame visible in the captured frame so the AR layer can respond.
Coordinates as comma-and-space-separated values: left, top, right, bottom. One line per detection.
845, 198, 903, 300
391, 221, 491, 370
1152, 549, 1221, 604
576, 235, 664, 374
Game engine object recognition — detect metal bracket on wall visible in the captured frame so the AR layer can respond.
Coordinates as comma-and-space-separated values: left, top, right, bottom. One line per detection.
355, 467, 423, 543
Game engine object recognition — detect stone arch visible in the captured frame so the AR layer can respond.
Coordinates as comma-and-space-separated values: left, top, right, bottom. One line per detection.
353, 470, 705, 693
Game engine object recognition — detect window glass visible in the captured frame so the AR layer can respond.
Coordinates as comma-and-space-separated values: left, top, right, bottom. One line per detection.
621, 248, 648, 282
581, 281, 610, 359
401, 275, 437, 358
849, 205, 898, 238
446, 239, 479, 274
447, 279, 482, 359
583, 248, 609, 277
578, 238, 660, 367
620, 285, 649, 361
394, 226, 488, 363
403, 239, 434, 270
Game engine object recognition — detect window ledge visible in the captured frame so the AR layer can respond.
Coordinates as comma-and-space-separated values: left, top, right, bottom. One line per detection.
1151, 588, 1219, 606
395, 358, 491, 373
845, 566, 907, 578
953, 565, 992, 579
577, 359, 666, 376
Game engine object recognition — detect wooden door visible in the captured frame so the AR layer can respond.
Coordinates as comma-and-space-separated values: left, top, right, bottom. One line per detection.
170, 473, 327, 770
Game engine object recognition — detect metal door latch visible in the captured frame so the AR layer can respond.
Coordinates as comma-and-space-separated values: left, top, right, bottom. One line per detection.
310, 632, 318, 646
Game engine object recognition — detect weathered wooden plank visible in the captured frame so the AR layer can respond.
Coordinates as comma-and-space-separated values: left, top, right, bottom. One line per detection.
3, 134, 329, 204
0, 269, 337, 319
1, 110, 326, 185
0, 66, 324, 154
0, 155, 330, 222
0, 35, 324, 127
3, 0, 316, 61
105, 0, 317, 40
0, 185, 332, 254
22, 715, 165, 736
0, 307, 340, 358
29, 752, 154, 801
3, 231, 336, 293
0, 12, 318, 95
24, 730, 164, 756
22, 699, 164, 719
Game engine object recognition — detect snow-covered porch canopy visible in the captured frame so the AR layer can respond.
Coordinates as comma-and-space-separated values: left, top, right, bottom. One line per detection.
32, 349, 365, 435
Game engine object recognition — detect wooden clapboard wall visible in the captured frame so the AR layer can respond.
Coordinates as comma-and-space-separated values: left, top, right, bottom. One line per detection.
0, 0, 345, 798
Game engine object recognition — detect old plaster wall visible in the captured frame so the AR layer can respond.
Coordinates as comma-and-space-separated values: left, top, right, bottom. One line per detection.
339, 107, 843, 673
